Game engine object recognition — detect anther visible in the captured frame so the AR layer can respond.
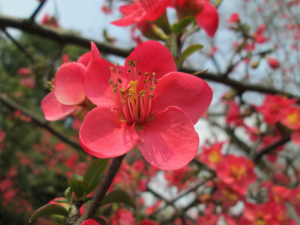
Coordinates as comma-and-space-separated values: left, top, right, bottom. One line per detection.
152, 72, 156, 77
109, 78, 113, 84
150, 86, 156, 90
121, 99, 126, 104
154, 78, 158, 84
47, 81, 52, 85
147, 77, 151, 82
113, 87, 117, 92
113, 83, 117, 88
138, 70, 142, 75
127, 59, 133, 66
116, 63, 119, 68
133, 60, 137, 67
128, 69, 131, 73
148, 94, 154, 98
110, 66, 114, 71
145, 72, 149, 76
127, 93, 133, 97
118, 78, 122, 83
143, 80, 147, 83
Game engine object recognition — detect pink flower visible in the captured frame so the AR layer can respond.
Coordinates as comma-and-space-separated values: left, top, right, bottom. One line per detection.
111, 0, 170, 26
226, 13, 240, 23
216, 155, 256, 195
82, 219, 100, 225
61, 54, 70, 63
79, 41, 213, 170
18, 67, 32, 76
199, 141, 224, 170
139, 220, 158, 225
173, 0, 219, 38
20, 77, 35, 89
41, 14, 59, 28
267, 57, 280, 70
41, 42, 101, 121
253, 24, 269, 43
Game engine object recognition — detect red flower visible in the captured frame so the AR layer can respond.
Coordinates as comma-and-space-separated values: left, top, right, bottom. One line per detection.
199, 141, 224, 170
82, 219, 100, 225
213, 181, 243, 208
41, 14, 59, 28
41, 42, 101, 121
139, 220, 158, 225
216, 155, 256, 195
267, 57, 280, 70
173, 0, 219, 37
197, 214, 218, 225
254, 95, 296, 125
240, 203, 280, 225
226, 13, 240, 23
20, 77, 35, 89
280, 106, 300, 130
79, 41, 213, 170
18, 67, 32, 76
253, 24, 269, 43
111, 0, 170, 26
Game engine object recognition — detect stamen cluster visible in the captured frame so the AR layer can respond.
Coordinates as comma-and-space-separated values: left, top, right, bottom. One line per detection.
109, 59, 158, 123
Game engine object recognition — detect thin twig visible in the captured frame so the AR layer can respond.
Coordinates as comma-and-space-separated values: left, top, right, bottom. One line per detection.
29, 0, 48, 22
74, 154, 126, 225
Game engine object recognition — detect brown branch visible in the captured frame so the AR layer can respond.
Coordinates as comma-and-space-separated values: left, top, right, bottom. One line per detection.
1, 28, 36, 63
253, 135, 291, 163
30, 0, 47, 21
0, 94, 82, 150
0, 15, 132, 58
0, 15, 299, 101
74, 154, 126, 225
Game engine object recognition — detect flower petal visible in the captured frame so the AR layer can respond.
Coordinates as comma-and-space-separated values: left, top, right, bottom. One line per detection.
54, 63, 86, 105
141, 0, 169, 21
79, 106, 138, 158
77, 42, 101, 68
82, 219, 100, 225
138, 106, 199, 170
119, 3, 140, 15
77, 52, 91, 67
195, 3, 219, 38
152, 72, 212, 124
124, 41, 177, 80
41, 92, 80, 121
84, 59, 127, 107
291, 130, 300, 146
111, 10, 144, 27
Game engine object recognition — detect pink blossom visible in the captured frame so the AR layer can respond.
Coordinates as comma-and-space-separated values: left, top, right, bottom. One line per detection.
80, 41, 213, 170
41, 42, 101, 121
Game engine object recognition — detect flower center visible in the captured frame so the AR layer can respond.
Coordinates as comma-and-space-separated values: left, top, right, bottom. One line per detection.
208, 150, 221, 163
255, 217, 266, 225
109, 60, 157, 124
230, 165, 246, 181
287, 111, 299, 124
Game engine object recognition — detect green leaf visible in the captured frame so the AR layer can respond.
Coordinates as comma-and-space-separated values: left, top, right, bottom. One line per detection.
94, 217, 108, 225
29, 204, 69, 223
67, 177, 89, 197
172, 16, 194, 35
72, 174, 84, 181
100, 189, 136, 210
165, 33, 177, 63
178, 44, 203, 64
65, 187, 72, 201
83, 158, 109, 194
53, 198, 70, 204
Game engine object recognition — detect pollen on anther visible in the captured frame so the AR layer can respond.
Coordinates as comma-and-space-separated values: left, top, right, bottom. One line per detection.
148, 94, 154, 98
127, 59, 133, 66
145, 72, 149, 76
109, 78, 113, 84
138, 70, 142, 75
113, 87, 117, 92
110, 66, 114, 71
116, 63, 120, 68
121, 99, 126, 104
128, 69, 132, 73
150, 86, 156, 90
152, 72, 156, 77
133, 60, 137, 67
118, 78, 122, 83
154, 78, 158, 84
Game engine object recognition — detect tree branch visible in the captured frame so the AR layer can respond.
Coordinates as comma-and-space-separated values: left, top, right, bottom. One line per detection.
29, 0, 47, 22
253, 135, 291, 163
74, 154, 126, 225
0, 15, 299, 101
0, 94, 82, 150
